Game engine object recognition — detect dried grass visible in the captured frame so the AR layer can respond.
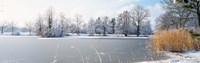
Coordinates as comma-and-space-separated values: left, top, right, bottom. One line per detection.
151, 29, 197, 52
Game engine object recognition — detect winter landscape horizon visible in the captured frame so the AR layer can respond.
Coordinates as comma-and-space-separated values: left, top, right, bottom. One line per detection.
0, 0, 200, 63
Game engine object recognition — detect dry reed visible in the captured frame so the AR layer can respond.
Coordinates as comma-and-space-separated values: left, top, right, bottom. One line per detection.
151, 29, 196, 52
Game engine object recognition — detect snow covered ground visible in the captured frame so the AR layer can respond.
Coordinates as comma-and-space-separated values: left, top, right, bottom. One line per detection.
63, 34, 149, 39
0, 32, 36, 36
62, 33, 150, 39
138, 51, 200, 63
0, 33, 150, 39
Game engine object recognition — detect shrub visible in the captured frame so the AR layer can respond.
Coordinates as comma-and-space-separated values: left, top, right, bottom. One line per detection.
151, 29, 195, 52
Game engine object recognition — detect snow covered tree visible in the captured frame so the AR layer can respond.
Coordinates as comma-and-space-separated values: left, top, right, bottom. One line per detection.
87, 18, 95, 36
59, 13, 66, 36
95, 17, 103, 35
109, 18, 116, 34
156, 12, 173, 31
35, 8, 71, 37
93, 17, 110, 36
44, 7, 55, 37
25, 21, 34, 35
35, 15, 44, 36
64, 18, 71, 35
74, 15, 83, 36
69, 23, 77, 34
131, 5, 150, 36
81, 23, 87, 34
102, 16, 110, 36
162, 0, 194, 29
140, 21, 152, 36
174, 0, 200, 28
9, 21, 16, 35
116, 11, 133, 36
185, 18, 199, 28
53, 19, 61, 37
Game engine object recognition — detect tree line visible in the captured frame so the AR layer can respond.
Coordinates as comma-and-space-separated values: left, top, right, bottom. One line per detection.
0, 5, 152, 37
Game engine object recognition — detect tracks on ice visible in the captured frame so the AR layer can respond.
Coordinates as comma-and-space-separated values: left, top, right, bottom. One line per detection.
52, 44, 59, 63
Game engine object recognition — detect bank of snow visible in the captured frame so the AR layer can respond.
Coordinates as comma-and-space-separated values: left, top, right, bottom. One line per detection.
138, 51, 200, 63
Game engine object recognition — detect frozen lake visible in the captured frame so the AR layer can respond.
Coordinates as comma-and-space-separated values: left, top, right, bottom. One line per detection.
0, 36, 166, 63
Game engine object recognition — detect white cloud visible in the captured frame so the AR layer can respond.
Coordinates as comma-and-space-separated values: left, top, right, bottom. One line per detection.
0, 0, 153, 27
0, 0, 128, 27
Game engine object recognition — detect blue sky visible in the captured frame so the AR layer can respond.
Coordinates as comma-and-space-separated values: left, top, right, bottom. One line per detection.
136, 0, 161, 6
0, 0, 164, 28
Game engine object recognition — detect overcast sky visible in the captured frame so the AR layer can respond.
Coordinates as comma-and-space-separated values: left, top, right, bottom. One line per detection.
0, 0, 164, 27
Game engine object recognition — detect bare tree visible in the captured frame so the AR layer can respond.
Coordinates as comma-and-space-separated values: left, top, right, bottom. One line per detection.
74, 15, 83, 36
25, 21, 34, 35
131, 5, 150, 36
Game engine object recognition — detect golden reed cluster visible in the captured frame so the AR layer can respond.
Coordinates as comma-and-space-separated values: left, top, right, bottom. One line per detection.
151, 29, 200, 52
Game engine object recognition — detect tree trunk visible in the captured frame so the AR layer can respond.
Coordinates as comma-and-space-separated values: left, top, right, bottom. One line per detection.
38, 26, 42, 36
77, 27, 80, 36
112, 28, 115, 34
137, 25, 140, 37
61, 28, 64, 36
29, 29, 31, 35
197, 1, 200, 28
103, 26, 106, 36
198, 12, 200, 28
12, 26, 14, 35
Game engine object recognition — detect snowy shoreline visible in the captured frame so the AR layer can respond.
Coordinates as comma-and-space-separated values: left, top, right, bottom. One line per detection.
138, 51, 200, 63
0, 34, 150, 39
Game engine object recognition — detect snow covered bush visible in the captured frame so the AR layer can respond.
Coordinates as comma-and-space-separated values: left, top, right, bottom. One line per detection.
151, 29, 196, 52
12, 31, 21, 36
